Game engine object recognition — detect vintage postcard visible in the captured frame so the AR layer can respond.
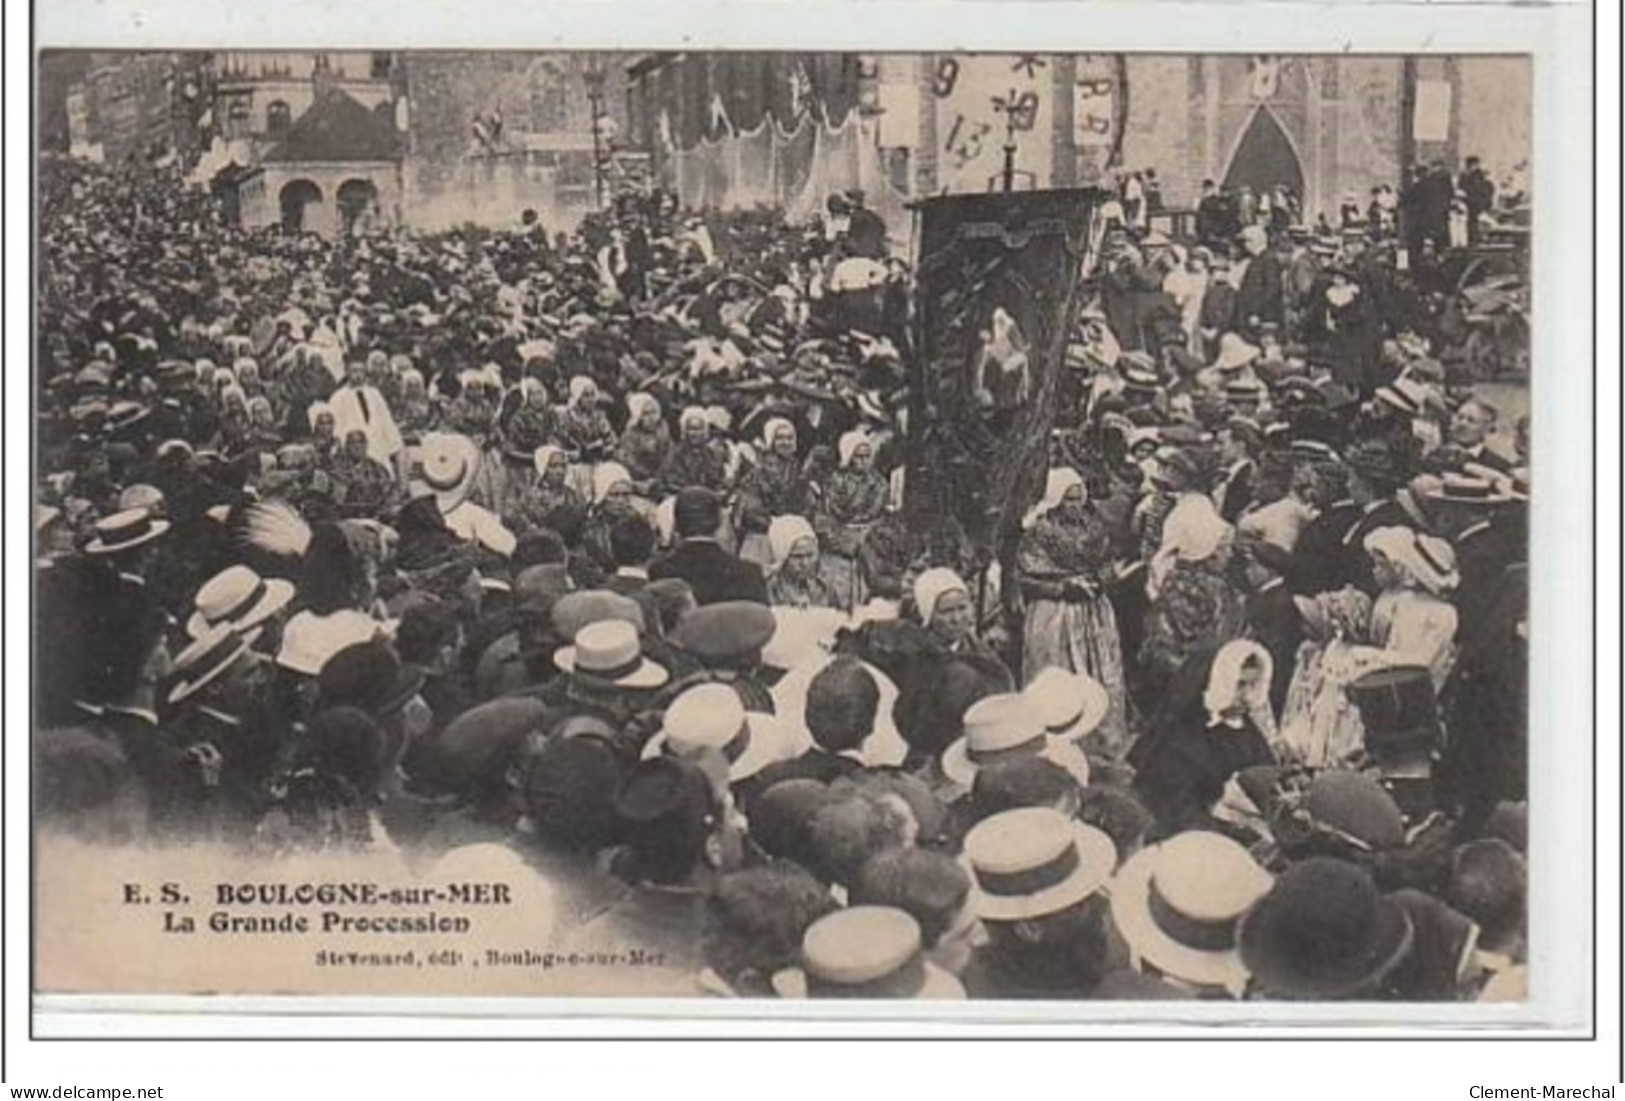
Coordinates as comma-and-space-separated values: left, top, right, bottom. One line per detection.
31, 42, 1559, 1016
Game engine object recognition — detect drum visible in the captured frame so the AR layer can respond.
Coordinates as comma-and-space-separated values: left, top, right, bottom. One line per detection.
1347, 664, 1439, 756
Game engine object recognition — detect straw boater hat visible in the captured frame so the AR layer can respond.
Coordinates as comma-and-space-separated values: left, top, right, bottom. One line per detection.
186, 565, 295, 642
941, 692, 1092, 789
961, 807, 1117, 923
641, 682, 795, 783
1237, 857, 1414, 1000
416, 432, 482, 513
1422, 471, 1518, 506
771, 906, 966, 1000
553, 619, 669, 689
1109, 831, 1274, 995
1373, 376, 1432, 417
1021, 666, 1110, 743
84, 507, 171, 555
166, 624, 250, 707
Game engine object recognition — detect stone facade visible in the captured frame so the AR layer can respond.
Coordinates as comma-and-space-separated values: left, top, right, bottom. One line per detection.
400, 52, 625, 233
240, 161, 403, 235
884, 54, 1528, 220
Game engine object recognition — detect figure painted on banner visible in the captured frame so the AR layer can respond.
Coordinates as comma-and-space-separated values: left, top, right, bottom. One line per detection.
972, 307, 1031, 427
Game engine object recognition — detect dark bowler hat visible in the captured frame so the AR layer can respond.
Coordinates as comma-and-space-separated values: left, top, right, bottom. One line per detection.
425, 696, 550, 800
1237, 858, 1414, 1000
1385, 888, 1481, 1000
316, 638, 426, 718
523, 734, 627, 851
613, 755, 715, 843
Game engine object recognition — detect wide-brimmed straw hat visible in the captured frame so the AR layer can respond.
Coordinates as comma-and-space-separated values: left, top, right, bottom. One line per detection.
962, 807, 1117, 923
186, 565, 295, 642
166, 624, 250, 706
940, 693, 1092, 789
84, 507, 171, 555
1021, 666, 1110, 741
641, 682, 795, 782
1109, 831, 1274, 995
771, 906, 966, 1000
553, 619, 669, 689
417, 432, 482, 512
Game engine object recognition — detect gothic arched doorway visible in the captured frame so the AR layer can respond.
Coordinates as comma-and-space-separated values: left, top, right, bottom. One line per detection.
336, 178, 380, 235
1221, 106, 1306, 206
279, 178, 323, 234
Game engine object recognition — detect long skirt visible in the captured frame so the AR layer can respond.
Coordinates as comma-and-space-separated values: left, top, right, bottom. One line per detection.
1022, 594, 1130, 761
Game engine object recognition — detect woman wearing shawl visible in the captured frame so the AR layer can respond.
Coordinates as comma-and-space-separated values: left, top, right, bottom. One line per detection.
656, 406, 730, 498
393, 368, 438, 442
1129, 639, 1281, 841
494, 377, 557, 515
244, 395, 285, 456
737, 418, 817, 568
1278, 586, 1386, 768
1138, 495, 1245, 688
214, 383, 254, 457
1017, 467, 1130, 757
307, 401, 339, 470
513, 444, 586, 534
443, 370, 501, 489
813, 429, 890, 609
582, 461, 654, 575
616, 391, 672, 487
1364, 526, 1461, 690
764, 515, 844, 611
558, 374, 617, 500
912, 566, 1010, 683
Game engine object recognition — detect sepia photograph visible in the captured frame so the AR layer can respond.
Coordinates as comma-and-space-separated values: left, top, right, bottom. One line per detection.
32, 45, 1542, 1009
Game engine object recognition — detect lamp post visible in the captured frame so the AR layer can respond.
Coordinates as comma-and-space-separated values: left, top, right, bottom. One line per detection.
585, 66, 607, 210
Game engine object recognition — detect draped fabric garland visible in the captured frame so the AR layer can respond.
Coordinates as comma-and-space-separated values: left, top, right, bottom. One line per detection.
660, 109, 916, 256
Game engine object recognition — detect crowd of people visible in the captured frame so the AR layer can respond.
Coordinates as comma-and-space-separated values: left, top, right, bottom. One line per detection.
35, 145, 1528, 1003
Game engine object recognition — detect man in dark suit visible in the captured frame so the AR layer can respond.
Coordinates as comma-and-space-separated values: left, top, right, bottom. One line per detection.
1214, 418, 1260, 524
1458, 156, 1495, 246
1437, 562, 1526, 834
605, 514, 657, 598
1287, 460, 1362, 596
1337, 442, 1426, 595
650, 487, 769, 606
1440, 398, 1515, 474
1419, 480, 1527, 643
747, 658, 877, 798
1232, 225, 1285, 338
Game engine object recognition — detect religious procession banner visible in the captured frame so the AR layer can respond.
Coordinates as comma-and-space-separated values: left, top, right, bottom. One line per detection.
905, 188, 1109, 594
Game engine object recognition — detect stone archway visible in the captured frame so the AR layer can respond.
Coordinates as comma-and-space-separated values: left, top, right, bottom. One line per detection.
279, 178, 324, 234
1221, 105, 1307, 207
335, 177, 381, 235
